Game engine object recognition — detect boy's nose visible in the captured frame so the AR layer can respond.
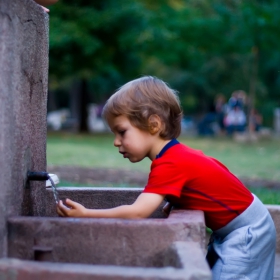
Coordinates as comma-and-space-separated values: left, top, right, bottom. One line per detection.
114, 137, 121, 147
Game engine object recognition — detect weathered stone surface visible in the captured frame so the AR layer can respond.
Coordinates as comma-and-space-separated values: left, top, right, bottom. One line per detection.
0, 243, 212, 280
7, 209, 206, 265
0, 0, 49, 257
5, 185, 211, 279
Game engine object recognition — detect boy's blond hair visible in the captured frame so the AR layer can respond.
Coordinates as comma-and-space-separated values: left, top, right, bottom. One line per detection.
102, 76, 183, 139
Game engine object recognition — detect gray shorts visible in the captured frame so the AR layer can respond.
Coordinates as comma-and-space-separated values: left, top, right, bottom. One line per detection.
209, 194, 276, 280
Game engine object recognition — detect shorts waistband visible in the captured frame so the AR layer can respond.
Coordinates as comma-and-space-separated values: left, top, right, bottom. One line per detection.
214, 194, 268, 238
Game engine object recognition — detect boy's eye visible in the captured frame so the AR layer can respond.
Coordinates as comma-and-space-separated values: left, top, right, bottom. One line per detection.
119, 130, 126, 136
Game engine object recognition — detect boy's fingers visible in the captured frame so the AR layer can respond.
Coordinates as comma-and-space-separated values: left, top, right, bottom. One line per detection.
65, 198, 78, 208
58, 200, 71, 216
56, 205, 65, 217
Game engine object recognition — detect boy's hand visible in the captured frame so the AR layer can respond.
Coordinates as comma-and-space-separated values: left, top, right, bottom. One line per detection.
57, 199, 87, 217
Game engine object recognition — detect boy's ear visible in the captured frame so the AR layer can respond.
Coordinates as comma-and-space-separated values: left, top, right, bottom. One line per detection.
148, 115, 161, 135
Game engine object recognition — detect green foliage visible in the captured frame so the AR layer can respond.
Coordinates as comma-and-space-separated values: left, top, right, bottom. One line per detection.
49, 0, 149, 92
49, 0, 280, 122
140, 0, 280, 114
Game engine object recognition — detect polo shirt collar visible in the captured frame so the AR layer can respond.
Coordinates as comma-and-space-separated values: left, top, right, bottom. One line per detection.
156, 138, 179, 159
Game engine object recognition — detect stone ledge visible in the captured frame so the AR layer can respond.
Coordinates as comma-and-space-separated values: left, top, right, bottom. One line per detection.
6, 202, 210, 279
0, 243, 212, 280
8, 208, 206, 265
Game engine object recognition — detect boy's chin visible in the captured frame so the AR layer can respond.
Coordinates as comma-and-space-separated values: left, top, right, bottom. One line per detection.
128, 157, 143, 163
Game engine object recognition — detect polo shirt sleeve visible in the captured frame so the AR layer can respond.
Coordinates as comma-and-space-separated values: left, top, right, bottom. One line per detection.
143, 158, 187, 198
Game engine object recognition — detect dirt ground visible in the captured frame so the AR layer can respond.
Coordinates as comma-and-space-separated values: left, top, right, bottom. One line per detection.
47, 166, 149, 186
47, 165, 280, 189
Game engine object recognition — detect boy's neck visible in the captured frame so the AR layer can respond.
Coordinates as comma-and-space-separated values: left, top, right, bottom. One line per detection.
150, 139, 173, 161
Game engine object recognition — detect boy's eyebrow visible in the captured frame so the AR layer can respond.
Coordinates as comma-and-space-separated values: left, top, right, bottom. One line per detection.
110, 123, 122, 131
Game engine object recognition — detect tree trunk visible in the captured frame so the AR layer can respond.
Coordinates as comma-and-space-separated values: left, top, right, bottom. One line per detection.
248, 47, 258, 133
79, 79, 89, 132
69, 79, 81, 132
47, 89, 57, 112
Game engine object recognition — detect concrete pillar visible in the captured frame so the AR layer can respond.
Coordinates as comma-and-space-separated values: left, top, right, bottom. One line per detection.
0, 0, 49, 257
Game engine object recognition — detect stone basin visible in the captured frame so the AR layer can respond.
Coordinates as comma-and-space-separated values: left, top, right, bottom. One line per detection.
4, 187, 212, 279
43, 187, 167, 219
8, 213, 204, 266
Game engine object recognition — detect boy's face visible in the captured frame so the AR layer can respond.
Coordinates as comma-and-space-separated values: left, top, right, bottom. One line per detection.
108, 115, 165, 162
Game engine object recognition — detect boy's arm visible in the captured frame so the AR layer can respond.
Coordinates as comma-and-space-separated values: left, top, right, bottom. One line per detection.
57, 193, 165, 219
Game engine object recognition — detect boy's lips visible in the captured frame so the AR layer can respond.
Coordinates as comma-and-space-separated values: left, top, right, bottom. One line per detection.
119, 151, 127, 158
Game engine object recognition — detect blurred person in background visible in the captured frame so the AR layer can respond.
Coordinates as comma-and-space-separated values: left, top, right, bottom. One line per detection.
214, 94, 228, 134
228, 90, 247, 110
224, 104, 246, 135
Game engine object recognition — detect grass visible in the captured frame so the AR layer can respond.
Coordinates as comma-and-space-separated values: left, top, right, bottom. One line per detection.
247, 187, 280, 205
47, 132, 280, 180
47, 132, 280, 205
47, 132, 151, 172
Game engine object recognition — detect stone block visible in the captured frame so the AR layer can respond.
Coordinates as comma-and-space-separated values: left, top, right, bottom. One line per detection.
267, 205, 280, 253
7, 208, 206, 264
0, 241, 212, 280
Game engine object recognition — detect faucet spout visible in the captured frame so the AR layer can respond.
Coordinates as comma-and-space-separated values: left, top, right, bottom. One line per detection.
27, 171, 49, 181
27, 171, 60, 204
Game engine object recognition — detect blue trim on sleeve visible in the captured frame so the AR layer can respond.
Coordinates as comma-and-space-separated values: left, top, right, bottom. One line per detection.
156, 139, 180, 159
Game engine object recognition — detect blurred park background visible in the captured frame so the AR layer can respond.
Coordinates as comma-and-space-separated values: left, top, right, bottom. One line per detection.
46, 0, 280, 202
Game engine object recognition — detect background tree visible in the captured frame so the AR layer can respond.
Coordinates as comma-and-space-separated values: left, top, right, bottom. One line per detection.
48, 0, 280, 129
49, 0, 150, 131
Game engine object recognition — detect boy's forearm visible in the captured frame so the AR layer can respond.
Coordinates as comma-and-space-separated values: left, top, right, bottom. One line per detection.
83, 205, 147, 219
57, 193, 164, 219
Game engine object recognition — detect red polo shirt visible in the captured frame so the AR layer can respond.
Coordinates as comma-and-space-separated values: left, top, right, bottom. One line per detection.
143, 140, 253, 231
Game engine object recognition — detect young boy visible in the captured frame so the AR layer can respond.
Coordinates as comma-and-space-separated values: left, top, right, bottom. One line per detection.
57, 76, 276, 279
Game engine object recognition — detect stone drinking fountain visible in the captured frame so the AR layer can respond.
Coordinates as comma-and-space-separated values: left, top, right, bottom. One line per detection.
0, 1, 211, 278
0, 1, 279, 279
